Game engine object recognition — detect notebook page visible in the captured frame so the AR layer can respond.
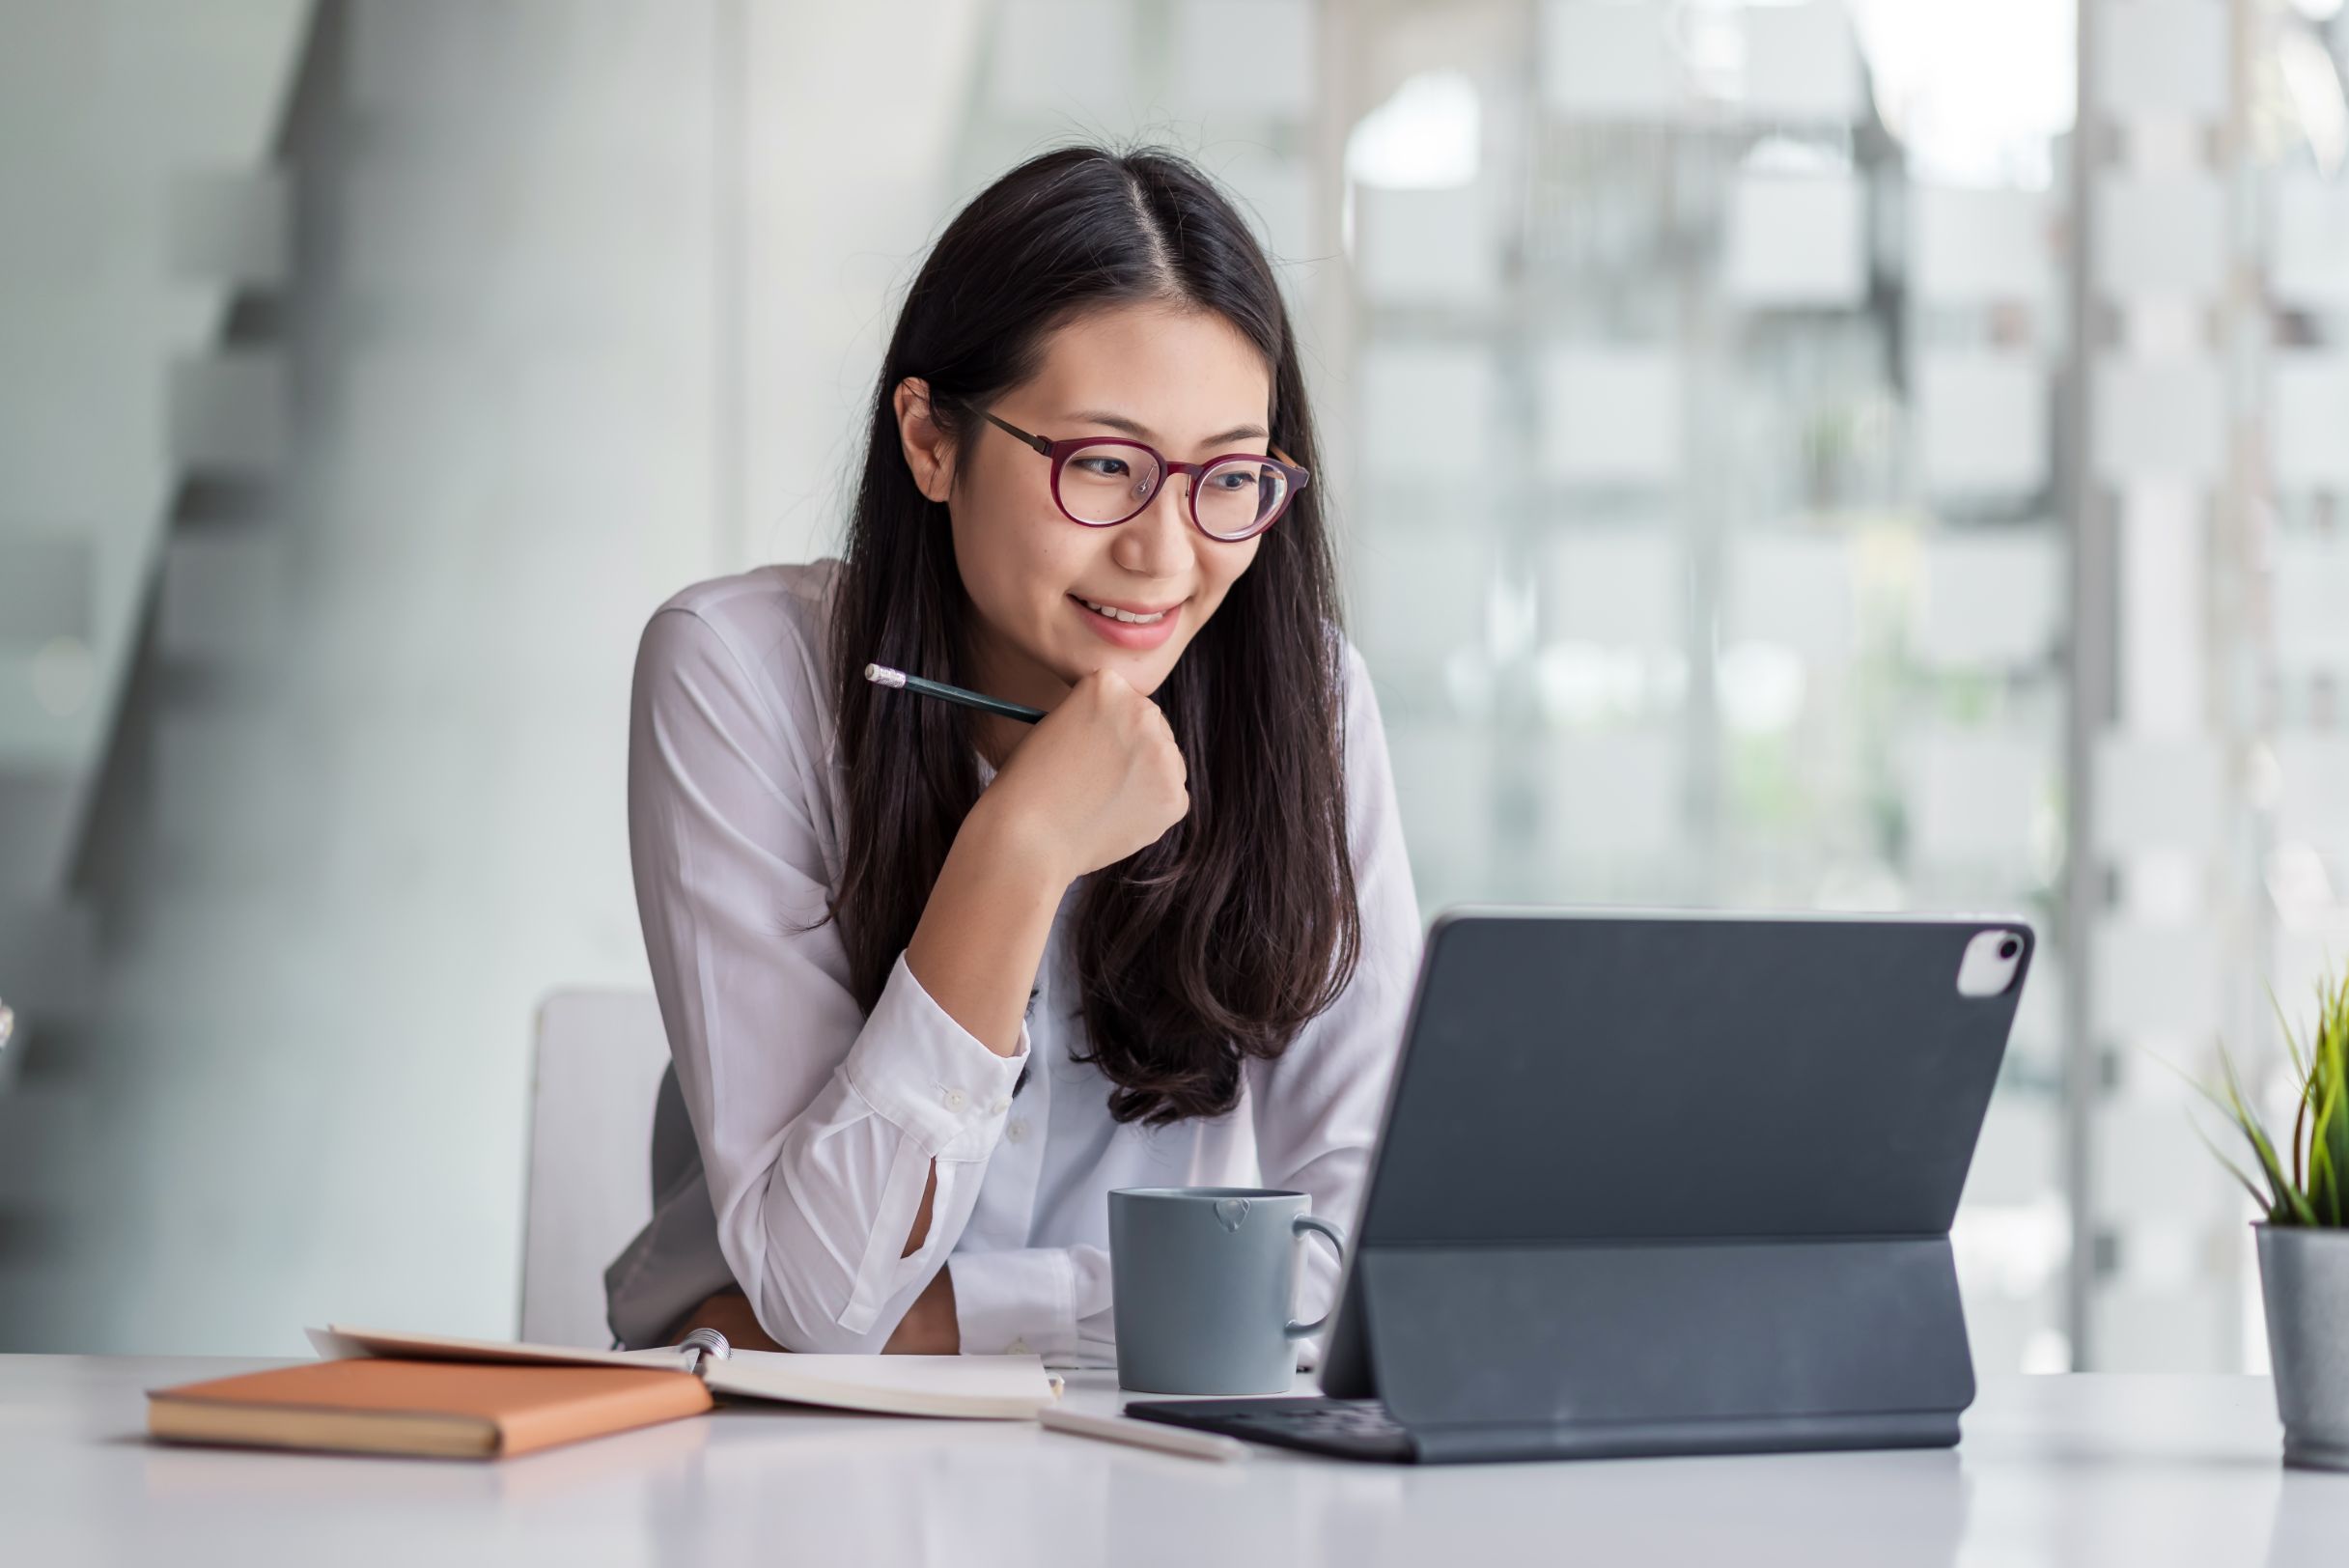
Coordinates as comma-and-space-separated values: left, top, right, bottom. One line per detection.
310, 1326, 1055, 1420
705, 1351, 1057, 1420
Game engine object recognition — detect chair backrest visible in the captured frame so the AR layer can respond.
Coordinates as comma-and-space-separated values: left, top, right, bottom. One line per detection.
521, 988, 672, 1347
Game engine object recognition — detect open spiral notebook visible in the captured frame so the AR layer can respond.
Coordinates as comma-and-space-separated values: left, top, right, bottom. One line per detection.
307, 1323, 1063, 1421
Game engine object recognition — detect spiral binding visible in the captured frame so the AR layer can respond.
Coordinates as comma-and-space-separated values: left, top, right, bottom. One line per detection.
675, 1325, 732, 1373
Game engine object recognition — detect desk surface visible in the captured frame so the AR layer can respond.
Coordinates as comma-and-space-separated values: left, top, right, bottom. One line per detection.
7, 1356, 2348, 1566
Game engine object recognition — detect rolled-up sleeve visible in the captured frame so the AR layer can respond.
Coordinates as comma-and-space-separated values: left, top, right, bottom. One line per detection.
946, 1246, 1110, 1364
628, 604, 1028, 1351
1245, 641, 1424, 1365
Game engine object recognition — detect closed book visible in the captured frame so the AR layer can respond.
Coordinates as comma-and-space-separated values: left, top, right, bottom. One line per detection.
147, 1357, 714, 1460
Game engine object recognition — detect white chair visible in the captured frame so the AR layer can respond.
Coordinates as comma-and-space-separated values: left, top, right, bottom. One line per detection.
519, 988, 672, 1346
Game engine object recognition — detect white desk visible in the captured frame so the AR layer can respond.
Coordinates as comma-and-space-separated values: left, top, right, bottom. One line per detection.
6, 1357, 2347, 1565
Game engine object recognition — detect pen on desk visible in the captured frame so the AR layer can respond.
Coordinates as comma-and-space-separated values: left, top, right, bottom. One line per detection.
864, 663, 1047, 726
1036, 1405, 1251, 1463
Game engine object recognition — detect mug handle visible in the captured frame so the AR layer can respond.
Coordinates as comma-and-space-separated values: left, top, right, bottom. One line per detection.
1283, 1214, 1349, 1340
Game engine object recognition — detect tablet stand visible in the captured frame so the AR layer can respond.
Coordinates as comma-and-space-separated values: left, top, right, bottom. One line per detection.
1353, 1235, 1975, 1464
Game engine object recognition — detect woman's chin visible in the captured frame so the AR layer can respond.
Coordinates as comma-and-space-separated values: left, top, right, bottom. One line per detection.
1058, 651, 1169, 698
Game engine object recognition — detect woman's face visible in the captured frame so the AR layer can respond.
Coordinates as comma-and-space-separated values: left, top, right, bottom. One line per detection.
896, 303, 1273, 718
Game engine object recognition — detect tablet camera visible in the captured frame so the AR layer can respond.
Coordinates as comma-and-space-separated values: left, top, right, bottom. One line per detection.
1957, 929, 2027, 997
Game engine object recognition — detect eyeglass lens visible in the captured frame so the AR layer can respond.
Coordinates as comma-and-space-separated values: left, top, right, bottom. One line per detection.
1057, 443, 1291, 538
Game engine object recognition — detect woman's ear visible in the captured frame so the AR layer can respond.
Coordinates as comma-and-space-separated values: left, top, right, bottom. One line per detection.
893, 377, 956, 503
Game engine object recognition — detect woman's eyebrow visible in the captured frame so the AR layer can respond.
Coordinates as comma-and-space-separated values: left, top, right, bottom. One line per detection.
1066, 408, 1270, 448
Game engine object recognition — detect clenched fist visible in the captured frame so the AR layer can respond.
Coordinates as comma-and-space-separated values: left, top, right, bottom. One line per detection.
983, 666, 1189, 881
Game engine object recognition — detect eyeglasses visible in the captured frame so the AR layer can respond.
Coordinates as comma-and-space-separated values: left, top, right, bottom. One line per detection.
955, 401, 1309, 543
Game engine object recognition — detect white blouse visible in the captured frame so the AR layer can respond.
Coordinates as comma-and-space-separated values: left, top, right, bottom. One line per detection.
603, 559, 1422, 1367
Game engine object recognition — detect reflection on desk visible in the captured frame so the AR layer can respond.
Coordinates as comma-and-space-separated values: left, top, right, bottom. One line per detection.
6, 1356, 2348, 1566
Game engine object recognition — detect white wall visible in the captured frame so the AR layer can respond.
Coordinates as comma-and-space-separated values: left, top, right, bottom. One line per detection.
4, 0, 983, 1354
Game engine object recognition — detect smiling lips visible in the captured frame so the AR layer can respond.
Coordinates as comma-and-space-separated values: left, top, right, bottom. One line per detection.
1070, 592, 1183, 648
1073, 594, 1174, 625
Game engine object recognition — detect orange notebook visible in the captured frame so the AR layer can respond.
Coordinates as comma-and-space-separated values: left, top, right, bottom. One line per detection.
147, 1357, 714, 1460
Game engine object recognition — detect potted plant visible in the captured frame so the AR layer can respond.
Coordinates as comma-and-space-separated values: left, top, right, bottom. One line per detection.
2191, 966, 2349, 1471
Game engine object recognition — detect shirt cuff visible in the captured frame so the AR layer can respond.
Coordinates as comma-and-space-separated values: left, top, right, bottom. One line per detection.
840, 948, 1028, 1157
948, 1247, 1077, 1360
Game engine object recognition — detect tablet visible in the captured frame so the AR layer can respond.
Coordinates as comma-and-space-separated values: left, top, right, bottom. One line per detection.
1320, 906, 2030, 1404
1130, 906, 2032, 1463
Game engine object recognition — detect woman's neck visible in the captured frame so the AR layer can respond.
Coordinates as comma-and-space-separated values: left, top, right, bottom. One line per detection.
973, 712, 1023, 772
964, 628, 1069, 770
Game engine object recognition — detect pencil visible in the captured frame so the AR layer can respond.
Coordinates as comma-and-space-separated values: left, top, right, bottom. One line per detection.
1036, 1405, 1251, 1463
864, 662, 1047, 725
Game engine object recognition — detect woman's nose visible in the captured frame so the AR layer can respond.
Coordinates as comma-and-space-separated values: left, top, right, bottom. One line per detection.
1112, 469, 1195, 577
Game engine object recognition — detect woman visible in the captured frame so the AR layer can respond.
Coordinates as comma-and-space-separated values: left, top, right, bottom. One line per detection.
604, 144, 1422, 1362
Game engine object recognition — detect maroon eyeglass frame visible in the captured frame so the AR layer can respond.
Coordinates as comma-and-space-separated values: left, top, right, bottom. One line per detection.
956, 400, 1310, 542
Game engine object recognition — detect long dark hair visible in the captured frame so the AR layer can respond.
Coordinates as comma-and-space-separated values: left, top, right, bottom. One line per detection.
823, 144, 1360, 1127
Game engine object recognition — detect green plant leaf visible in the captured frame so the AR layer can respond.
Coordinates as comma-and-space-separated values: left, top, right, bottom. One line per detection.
2156, 1047, 2286, 1216
2314, 1070, 2345, 1227
2314, 970, 2349, 1226
2272, 978, 2309, 1085
2218, 1044, 2318, 1226
2186, 1107, 2285, 1218
2270, 981, 2313, 1193
2159, 1033, 2335, 1226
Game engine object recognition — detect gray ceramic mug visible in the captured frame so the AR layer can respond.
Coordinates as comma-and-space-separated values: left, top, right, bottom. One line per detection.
1107, 1186, 1349, 1394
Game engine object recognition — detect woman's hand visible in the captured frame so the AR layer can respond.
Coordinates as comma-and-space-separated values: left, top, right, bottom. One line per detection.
883, 1267, 959, 1354
980, 666, 1189, 882
906, 677, 1173, 1069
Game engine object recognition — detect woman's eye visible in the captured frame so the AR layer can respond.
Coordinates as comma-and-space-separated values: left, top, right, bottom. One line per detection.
1076, 457, 1129, 478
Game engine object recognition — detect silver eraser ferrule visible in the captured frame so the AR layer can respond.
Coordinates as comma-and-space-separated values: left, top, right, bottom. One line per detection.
864, 663, 907, 688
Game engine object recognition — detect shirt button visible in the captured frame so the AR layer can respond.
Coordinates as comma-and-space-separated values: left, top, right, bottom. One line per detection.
1006, 1337, 1030, 1355
990, 1097, 1010, 1115
1006, 1119, 1028, 1144
942, 1087, 966, 1111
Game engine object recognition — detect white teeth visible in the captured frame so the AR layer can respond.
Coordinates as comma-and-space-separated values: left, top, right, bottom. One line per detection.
1077, 597, 1167, 626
